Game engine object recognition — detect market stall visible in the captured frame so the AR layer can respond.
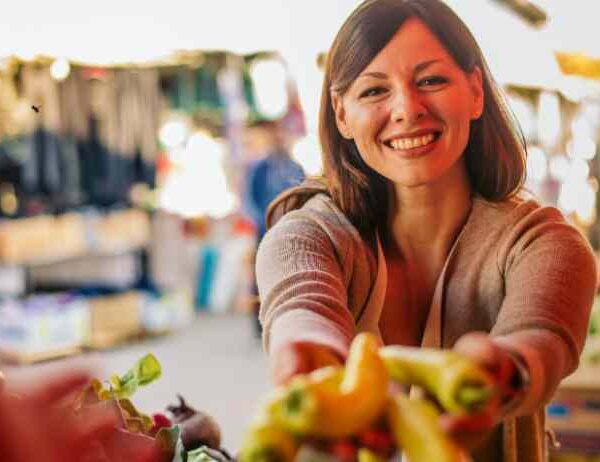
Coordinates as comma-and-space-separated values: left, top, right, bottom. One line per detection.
0, 0, 600, 460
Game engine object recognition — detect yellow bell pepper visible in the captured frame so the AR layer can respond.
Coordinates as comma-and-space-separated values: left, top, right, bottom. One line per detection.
387, 394, 467, 462
267, 333, 389, 439
238, 415, 299, 462
379, 346, 497, 414
357, 448, 387, 462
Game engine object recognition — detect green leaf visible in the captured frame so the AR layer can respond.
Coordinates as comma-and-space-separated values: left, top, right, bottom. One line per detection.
113, 353, 162, 399
186, 447, 222, 462
172, 426, 187, 462
134, 353, 162, 386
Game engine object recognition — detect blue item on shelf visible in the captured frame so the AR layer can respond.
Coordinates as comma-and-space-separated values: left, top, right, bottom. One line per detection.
195, 245, 218, 311
547, 403, 570, 417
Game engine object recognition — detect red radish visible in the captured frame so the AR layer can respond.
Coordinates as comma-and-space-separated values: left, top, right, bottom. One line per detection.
150, 413, 172, 435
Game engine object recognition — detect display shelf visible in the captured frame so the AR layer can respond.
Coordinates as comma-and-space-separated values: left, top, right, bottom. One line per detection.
550, 431, 600, 456
561, 364, 600, 391
549, 362, 600, 458
0, 208, 150, 268
0, 345, 82, 365
0, 289, 194, 365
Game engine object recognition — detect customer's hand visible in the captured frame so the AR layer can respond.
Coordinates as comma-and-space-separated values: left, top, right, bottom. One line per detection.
0, 369, 164, 462
440, 331, 520, 451
270, 342, 343, 385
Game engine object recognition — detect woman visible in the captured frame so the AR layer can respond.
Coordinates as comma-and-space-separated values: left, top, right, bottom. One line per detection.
255, 0, 597, 460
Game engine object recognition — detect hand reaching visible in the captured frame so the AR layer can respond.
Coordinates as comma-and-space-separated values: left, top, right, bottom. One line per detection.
270, 341, 343, 385
441, 331, 522, 450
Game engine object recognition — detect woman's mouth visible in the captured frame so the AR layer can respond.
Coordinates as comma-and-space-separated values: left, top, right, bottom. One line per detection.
384, 131, 441, 151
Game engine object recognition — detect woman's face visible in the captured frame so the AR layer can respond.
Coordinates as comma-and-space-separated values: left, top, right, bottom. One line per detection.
332, 18, 484, 190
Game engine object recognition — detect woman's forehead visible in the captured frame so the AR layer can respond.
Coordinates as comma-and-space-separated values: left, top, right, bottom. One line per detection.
360, 18, 455, 75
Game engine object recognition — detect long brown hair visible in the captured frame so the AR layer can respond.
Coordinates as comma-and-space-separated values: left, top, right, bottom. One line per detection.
269, 0, 527, 237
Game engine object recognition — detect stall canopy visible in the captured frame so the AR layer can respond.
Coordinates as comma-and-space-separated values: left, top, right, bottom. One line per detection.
1, 0, 599, 123
1, 1, 598, 71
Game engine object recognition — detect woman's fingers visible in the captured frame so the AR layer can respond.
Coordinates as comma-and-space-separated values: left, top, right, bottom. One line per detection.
453, 332, 500, 372
453, 332, 517, 396
271, 342, 343, 385
271, 343, 311, 385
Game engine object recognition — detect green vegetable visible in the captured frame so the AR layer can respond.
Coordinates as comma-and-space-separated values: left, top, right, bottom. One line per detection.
187, 446, 230, 461
84, 353, 162, 401
109, 353, 162, 398
172, 425, 187, 462
379, 346, 497, 413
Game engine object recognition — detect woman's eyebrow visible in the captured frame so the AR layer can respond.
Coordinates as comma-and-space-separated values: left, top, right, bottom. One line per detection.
357, 71, 388, 80
414, 59, 443, 74
357, 58, 445, 81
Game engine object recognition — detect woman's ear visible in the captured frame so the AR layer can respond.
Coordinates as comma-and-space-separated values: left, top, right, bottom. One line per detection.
331, 91, 353, 139
468, 66, 484, 120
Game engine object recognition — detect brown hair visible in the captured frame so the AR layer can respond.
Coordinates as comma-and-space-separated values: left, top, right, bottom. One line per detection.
268, 0, 527, 237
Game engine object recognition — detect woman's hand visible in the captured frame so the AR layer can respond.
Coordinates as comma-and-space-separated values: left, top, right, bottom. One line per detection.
440, 332, 522, 451
0, 369, 164, 462
270, 342, 344, 385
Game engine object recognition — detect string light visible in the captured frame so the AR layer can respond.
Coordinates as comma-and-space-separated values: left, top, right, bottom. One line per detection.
249, 58, 289, 120
50, 58, 71, 81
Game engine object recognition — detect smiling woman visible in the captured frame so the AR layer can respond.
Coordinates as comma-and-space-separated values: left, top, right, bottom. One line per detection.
256, 1, 597, 462
315, 0, 527, 236
331, 18, 484, 192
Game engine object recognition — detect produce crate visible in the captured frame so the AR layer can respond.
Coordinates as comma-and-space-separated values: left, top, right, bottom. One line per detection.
87, 291, 144, 349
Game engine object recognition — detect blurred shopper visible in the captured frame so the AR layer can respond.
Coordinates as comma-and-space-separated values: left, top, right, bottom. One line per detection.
245, 121, 305, 242
0, 369, 164, 462
245, 121, 305, 336
256, 0, 596, 461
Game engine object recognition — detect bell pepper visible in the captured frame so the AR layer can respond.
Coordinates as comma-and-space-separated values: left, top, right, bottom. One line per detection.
238, 415, 298, 462
379, 346, 497, 414
387, 394, 467, 462
357, 448, 388, 462
267, 333, 389, 438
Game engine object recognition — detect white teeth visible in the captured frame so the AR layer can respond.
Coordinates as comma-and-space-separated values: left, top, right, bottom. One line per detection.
389, 133, 436, 150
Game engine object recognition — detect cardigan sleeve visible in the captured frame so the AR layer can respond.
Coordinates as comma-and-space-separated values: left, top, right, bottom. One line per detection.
255, 211, 356, 359
491, 205, 597, 418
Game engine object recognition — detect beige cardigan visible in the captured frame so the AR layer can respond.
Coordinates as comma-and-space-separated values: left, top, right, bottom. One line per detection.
256, 193, 597, 462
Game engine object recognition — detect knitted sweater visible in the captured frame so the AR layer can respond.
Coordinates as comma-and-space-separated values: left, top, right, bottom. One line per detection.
256, 192, 597, 462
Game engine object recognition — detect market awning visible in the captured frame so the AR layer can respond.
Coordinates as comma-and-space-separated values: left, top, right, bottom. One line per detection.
1, 1, 599, 101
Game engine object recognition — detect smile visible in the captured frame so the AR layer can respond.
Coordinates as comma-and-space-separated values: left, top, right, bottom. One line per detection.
384, 132, 440, 151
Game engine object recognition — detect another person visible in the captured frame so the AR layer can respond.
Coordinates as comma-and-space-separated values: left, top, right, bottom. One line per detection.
245, 121, 305, 243
255, 1, 596, 461
245, 121, 305, 335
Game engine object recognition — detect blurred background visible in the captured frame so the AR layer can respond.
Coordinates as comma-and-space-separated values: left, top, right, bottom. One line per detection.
0, 0, 600, 458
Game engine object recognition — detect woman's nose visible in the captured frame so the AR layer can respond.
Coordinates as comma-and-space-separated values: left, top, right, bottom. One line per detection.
390, 89, 426, 124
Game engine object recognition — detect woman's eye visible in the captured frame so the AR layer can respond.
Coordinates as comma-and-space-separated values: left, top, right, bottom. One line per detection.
359, 87, 386, 98
417, 76, 448, 87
